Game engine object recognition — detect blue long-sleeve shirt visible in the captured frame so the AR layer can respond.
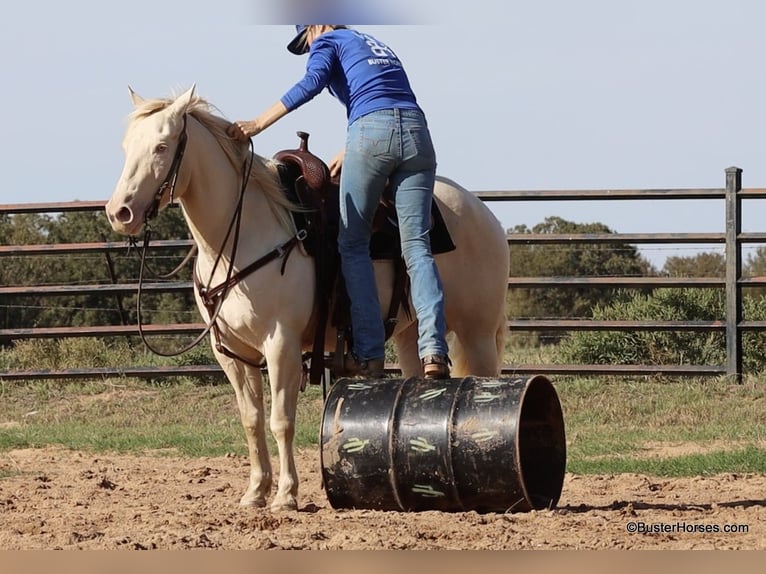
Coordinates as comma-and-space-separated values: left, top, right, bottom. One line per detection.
280, 29, 422, 125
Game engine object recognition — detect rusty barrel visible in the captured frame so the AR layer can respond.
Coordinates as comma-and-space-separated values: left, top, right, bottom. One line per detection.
320, 375, 566, 513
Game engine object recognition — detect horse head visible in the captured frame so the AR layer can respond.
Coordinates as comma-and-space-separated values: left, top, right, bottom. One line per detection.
106, 85, 197, 236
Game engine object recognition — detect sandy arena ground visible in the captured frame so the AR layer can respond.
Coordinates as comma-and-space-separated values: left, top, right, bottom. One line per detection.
0, 447, 763, 550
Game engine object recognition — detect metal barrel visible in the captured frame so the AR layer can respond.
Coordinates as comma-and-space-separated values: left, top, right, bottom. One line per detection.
320, 375, 566, 513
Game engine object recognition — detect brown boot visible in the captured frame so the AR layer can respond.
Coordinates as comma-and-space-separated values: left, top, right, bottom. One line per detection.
343, 353, 386, 379
422, 355, 450, 380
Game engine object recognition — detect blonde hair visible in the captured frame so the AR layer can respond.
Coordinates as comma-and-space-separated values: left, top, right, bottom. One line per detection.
307, 25, 348, 31
304, 25, 348, 46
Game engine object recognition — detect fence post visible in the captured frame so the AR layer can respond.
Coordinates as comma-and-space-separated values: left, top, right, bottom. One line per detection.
725, 166, 743, 383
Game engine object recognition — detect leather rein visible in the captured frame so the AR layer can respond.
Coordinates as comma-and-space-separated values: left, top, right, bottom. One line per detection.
134, 113, 307, 364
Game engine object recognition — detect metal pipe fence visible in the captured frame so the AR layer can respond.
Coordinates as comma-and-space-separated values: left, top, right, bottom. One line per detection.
1, 167, 762, 383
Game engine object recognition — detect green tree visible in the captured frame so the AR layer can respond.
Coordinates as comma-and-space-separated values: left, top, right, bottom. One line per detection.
744, 246, 766, 301
746, 246, 766, 275
508, 216, 654, 344
662, 252, 725, 277
0, 213, 52, 331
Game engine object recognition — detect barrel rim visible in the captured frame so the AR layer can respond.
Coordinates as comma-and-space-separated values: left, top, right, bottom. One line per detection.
514, 374, 567, 510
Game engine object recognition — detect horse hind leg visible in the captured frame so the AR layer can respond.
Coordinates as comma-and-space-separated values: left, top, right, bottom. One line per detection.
215, 351, 273, 508
393, 322, 423, 378
394, 322, 504, 378
449, 322, 505, 378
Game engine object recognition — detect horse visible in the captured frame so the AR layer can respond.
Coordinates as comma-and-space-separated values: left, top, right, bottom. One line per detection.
105, 86, 510, 512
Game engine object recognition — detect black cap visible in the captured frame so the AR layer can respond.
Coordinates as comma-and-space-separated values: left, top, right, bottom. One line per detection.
287, 25, 309, 55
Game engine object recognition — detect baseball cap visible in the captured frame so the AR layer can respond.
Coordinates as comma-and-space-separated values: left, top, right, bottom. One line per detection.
287, 25, 309, 55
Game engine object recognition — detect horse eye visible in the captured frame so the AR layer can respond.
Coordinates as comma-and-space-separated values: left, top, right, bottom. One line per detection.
155, 143, 169, 154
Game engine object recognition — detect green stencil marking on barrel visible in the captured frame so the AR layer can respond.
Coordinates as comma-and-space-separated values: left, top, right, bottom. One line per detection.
347, 382, 373, 391
471, 429, 500, 443
341, 438, 370, 453
474, 392, 500, 404
480, 380, 506, 389
412, 484, 446, 498
409, 437, 437, 453
419, 387, 448, 401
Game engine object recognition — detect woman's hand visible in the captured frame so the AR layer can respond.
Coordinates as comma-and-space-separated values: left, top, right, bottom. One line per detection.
329, 148, 345, 178
227, 120, 262, 142
226, 102, 290, 143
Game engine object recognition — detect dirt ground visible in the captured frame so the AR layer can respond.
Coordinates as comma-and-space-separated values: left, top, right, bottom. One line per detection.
0, 447, 763, 550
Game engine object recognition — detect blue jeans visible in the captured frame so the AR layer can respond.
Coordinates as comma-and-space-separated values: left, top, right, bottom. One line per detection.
338, 108, 448, 361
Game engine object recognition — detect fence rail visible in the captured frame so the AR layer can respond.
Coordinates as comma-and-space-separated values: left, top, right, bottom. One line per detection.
0, 167, 759, 382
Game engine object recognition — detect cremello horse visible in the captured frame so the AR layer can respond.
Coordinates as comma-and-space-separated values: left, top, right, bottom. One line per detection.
106, 86, 510, 511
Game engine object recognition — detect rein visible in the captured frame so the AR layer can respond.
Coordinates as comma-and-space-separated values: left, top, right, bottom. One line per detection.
134, 115, 306, 362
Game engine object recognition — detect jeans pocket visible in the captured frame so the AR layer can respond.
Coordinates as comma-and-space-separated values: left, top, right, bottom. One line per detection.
404, 125, 436, 165
358, 124, 395, 157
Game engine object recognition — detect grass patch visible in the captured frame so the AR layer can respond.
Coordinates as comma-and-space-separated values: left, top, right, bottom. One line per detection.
1, 339, 765, 477
571, 446, 766, 475
0, 377, 326, 458
556, 376, 766, 475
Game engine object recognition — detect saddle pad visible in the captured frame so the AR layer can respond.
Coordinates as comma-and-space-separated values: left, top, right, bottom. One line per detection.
370, 199, 455, 260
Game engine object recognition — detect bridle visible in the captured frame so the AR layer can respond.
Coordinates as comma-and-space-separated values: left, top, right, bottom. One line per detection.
133, 113, 306, 362
144, 114, 188, 223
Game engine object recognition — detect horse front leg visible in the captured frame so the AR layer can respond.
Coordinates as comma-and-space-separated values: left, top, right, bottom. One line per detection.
264, 337, 304, 512
214, 350, 272, 507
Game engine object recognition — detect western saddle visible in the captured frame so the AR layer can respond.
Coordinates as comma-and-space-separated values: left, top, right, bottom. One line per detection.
273, 132, 455, 386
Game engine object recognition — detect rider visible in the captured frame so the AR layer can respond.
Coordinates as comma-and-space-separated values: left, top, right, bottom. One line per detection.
227, 25, 450, 380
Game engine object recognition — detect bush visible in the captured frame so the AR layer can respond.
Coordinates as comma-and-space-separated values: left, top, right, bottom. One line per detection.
559, 289, 766, 374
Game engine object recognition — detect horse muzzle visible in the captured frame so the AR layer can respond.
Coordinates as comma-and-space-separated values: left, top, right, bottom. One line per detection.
105, 194, 148, 236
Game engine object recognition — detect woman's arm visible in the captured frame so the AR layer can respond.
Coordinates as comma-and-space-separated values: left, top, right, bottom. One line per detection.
227, 101, 289, 141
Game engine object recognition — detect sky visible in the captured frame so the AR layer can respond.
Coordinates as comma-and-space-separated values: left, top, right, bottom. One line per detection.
2, 0, 765, 267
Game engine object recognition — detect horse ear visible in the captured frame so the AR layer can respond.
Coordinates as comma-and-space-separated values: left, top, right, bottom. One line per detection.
128, 86, 145, 107
167, 84, 197, 118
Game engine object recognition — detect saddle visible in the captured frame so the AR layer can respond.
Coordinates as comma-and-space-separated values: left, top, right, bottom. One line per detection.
273, 132, 455, 386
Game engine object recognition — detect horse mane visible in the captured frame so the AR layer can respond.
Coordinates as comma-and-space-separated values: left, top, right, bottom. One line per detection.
127, 94, 299, 235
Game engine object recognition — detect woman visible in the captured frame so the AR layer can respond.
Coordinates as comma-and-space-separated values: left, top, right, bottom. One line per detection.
227, 25, 450, 380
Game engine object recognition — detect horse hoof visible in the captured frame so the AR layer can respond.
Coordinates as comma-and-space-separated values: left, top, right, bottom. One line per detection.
270, 498, 298, 512
239, 495, 268, 508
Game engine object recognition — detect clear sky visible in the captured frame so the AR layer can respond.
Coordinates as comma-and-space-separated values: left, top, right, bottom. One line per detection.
2, 0, 765, 266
